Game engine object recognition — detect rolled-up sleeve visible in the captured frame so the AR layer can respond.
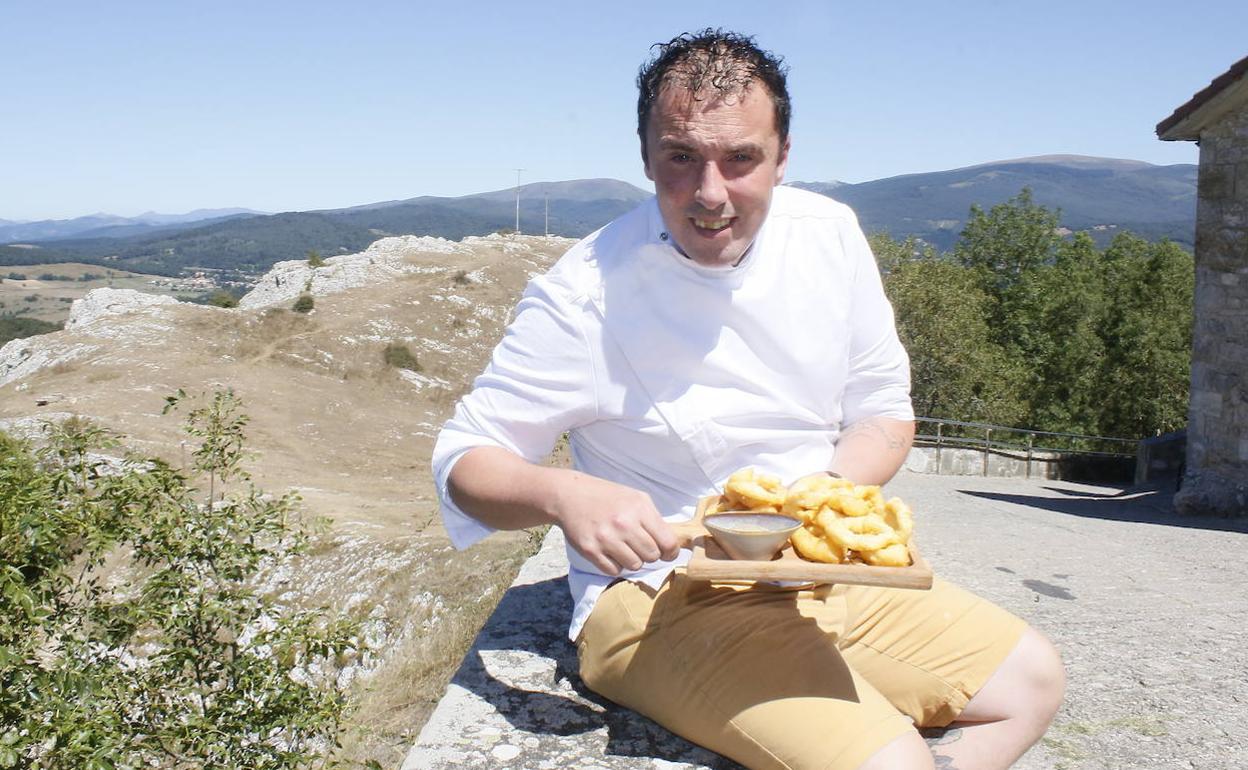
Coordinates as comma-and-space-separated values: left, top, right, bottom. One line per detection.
838, 217, 915, 426
431, 274, 598, 549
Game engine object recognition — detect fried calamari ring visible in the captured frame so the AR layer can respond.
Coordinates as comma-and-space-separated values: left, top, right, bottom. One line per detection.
712, 466, 916, 567
826, 491, 872, 518
883, 497, 913, 543
860, 542, 910, 567
818, 510, 900, 554
791, 524, 846, 563
724, 468, 786, 511
783, 475, 847, 522
855, 484, 886, 512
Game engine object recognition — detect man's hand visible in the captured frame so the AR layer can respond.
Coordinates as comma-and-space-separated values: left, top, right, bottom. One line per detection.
447, 446, 681, 575
548, 472, 681, 575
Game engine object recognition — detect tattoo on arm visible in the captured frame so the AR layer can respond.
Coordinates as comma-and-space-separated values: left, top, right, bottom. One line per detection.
933, 755, 963, 770
841, 418, 907, 450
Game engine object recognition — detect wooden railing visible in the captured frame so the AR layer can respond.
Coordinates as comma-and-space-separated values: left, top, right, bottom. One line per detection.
914, 416, 1137, 479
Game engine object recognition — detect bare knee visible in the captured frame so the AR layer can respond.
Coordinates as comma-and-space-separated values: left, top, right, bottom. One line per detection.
856, 730, 934, 770
962, 626, 1066, 730
1019, 627, 1066, 724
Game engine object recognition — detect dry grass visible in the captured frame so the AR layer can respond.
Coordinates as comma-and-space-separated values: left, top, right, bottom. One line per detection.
331, 534, 539, 768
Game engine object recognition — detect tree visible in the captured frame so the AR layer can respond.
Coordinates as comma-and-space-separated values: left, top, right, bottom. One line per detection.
0, 391, 358, 769
1096, 234, 1193, 437
1023, 232, 1108, 435
306, 250, 325, 268
954, 188, 1063, 338
883, 255, 1027, 426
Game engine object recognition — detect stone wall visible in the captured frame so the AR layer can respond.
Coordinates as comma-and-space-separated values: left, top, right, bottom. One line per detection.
1175, 104, 1248, 517
905, 446, 1134, 483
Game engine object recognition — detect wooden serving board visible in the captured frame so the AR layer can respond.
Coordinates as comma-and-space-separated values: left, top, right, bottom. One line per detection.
675, 495, 934, 589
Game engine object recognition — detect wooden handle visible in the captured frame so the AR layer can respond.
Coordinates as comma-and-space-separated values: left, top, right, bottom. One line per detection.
669, 520, 707, 549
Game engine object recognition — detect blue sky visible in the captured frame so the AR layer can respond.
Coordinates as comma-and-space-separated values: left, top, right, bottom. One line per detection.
3, 0, 1246, 220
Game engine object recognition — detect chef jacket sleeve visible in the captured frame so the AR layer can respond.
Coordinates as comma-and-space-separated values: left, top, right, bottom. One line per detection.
431, 274, 598, 549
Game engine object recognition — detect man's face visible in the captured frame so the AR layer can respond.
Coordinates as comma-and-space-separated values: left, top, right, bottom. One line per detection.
643, 82, 790, 267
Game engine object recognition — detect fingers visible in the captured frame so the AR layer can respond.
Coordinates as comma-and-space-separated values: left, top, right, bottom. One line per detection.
553, 478, 687, 575
643, 515, 683, 562
572, 510, 675, 575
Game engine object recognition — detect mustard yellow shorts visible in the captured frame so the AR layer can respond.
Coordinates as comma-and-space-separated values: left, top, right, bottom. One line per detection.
577, 571, 1026, 770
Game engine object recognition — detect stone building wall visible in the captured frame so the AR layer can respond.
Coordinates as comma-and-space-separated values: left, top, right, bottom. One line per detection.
1175, 105, 1248, 517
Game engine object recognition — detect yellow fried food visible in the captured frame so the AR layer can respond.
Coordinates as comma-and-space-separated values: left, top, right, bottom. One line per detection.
723, 468, 786, 511
791, 524, 846, 563
782, 474, 847, 522
855, 484, 886, 512
860, 542, 910, 567
819, 511, 899, 554
883, 497, 913, 543
826, 491, 872, 518
715, 466, 916, 567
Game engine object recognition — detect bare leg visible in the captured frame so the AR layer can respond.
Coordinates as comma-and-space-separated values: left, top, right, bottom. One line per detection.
857, 730, 935, 770
925, 627, 1066, 769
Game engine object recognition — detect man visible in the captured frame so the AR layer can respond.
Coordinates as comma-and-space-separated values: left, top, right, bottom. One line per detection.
432, 29, 1064, 770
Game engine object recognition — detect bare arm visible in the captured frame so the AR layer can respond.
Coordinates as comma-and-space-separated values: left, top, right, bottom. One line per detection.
827, 416, 915, 485
448, 445, 681, 575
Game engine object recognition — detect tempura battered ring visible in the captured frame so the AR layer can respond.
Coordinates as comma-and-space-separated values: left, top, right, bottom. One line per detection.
854, 484, 885, 512
818, 510, 899, 554
724, 468, 786, 511
791, 524, 846, 564
827, 492, 872, 518
883, 497, 914, 543
712, 466, 918, 568
782, 475, 835, 520
860, 541, 910, 567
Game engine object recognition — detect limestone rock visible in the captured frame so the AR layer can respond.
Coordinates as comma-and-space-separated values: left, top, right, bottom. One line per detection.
66, 287, 182, 330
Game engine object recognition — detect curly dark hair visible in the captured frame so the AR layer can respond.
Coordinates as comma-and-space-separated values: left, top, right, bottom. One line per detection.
636, 28, 790, 162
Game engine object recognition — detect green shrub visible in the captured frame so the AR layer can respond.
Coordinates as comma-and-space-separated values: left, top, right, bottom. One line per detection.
0, 390, 358, 769
0, 317, 61, 346
307, 249, 325, 268
382, 342, 421, 372
205, 288, 240, 308
292, 292, 314, 313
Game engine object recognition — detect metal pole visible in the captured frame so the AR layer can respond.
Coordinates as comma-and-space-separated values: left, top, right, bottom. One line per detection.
1026, 432, 1034, 479
935, 422, 943, 473
983, 428, 991, 476
514, 168, 525, 234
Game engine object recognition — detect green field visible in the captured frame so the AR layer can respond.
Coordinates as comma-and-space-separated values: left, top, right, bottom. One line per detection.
0, 262, 210, 325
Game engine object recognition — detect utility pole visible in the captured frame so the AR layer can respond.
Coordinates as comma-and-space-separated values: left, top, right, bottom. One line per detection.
514, 168, 525, 235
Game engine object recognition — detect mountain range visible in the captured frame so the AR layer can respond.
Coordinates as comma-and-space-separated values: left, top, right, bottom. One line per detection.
1, 156, 1197, 277
0, 208, 265, 243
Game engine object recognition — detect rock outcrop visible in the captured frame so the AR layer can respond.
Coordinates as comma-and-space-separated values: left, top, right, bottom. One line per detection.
0, 233, 575, 767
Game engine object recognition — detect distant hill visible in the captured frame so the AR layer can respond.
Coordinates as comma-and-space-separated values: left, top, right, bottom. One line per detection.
2, 180, 649, 276
2, 159, 1196, 276
0, 208, 267, 244
791, 155, 1197, 249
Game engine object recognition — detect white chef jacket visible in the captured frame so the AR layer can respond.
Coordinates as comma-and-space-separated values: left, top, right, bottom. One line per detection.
432, 186, 914, 640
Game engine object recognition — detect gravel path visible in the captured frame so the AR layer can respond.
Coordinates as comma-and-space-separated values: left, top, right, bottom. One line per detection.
408, 472, 1248, 770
